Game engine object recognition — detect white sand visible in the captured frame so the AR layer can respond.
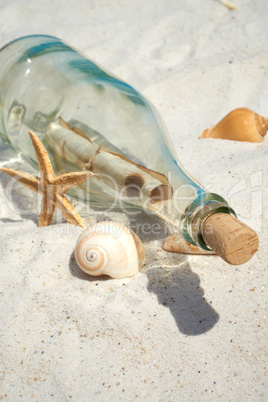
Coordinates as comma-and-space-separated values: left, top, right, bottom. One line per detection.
0, 0, 267, 400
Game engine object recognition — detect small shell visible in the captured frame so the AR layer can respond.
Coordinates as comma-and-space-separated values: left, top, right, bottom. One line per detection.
162, 233, 215, 255
75, 221, 145, 279
201, 108, 268, 142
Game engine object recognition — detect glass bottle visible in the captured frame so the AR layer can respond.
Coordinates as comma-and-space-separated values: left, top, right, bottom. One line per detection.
0, 35, 236, 250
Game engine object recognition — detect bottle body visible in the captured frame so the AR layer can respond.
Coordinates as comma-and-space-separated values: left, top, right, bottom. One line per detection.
0, 35, 235, 249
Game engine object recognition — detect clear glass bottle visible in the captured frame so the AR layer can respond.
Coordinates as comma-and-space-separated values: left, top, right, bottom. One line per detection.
0, 35, 235, 249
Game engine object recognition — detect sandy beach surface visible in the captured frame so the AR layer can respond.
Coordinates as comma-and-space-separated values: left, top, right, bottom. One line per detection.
0, 0, 267, 400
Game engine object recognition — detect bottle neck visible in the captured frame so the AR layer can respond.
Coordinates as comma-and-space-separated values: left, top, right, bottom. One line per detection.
179, 192, 236, 250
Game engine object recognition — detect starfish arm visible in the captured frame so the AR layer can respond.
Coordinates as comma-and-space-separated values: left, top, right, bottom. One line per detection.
38, 197, 56, 227
55, 194, 87, 229
54, 171, 93, 194
0, 167, 40, 193
28, 131, 55, 184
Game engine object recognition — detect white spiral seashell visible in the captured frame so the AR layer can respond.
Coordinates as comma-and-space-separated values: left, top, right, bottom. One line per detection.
75, 221, 145, 279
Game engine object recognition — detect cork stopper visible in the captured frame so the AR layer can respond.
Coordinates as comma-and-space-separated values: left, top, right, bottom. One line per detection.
202, 213, 259, 265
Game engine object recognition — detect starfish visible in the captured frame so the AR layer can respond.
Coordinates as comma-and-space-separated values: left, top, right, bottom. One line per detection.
0, 131, 93, 229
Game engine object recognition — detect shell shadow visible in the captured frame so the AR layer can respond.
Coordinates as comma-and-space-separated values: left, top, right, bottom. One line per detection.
146, 263, 220, 335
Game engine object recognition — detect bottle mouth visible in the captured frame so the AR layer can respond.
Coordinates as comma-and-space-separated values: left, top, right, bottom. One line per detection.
179, 192, 237, 250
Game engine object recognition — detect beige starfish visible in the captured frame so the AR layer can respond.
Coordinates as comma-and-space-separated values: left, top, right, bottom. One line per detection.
0, 131, 93, 228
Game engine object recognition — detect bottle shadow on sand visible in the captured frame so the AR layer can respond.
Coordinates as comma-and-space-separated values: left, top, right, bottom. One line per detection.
132, 212, 220, 336
70, 244, 219, 336
146, 262, 219, 336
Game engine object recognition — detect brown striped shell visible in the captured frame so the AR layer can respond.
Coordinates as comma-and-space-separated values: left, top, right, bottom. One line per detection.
75, 221, 145, 279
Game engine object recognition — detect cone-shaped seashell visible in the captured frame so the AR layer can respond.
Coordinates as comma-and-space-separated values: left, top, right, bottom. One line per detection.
162, 233, 215, 255
75, 221, 145, 279
201, 108, 268, 142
